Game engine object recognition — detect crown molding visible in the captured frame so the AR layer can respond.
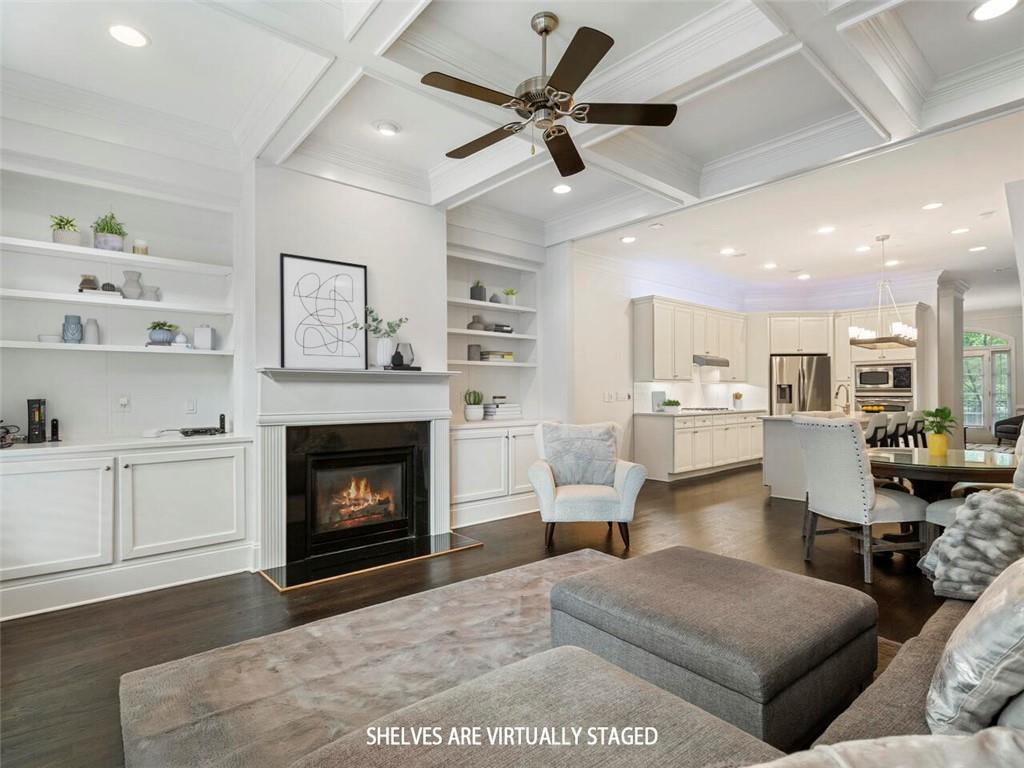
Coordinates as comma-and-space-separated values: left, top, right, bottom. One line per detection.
388, 23, 521, 94
447, 202, 545, 246
742, 269, 944, 312
700, 110, 877, 197
544, 188, 677, 247
923, 48, 1024, 130
292, 135, 429, 191
587, 132, 701, 203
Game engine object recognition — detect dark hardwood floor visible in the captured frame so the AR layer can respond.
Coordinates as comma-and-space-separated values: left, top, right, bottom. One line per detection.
1, 466, 943, 767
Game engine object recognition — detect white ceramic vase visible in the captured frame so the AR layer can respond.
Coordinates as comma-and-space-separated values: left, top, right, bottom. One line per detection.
465, 405, 484, 422
83, 318, 100, 345
94, 233, 125, 252
52, 230, 80, 246
122, 270, 143, 300
376, 337, 395, 368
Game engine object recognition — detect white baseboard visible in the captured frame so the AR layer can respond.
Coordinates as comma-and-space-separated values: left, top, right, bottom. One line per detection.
650, 459, 763, 483
452, 493, 538, 529
0, 542, 255, 620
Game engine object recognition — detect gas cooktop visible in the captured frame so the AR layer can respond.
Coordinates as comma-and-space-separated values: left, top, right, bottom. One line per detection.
679, 407, 730, 412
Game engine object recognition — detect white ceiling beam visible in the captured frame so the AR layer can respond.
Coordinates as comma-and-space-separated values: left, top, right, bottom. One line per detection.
583, 133, 701, 205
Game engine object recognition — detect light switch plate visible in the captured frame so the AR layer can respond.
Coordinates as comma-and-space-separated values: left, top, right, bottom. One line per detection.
603, 392, 614, 403
184, 399, 197, 414
116, 394, 131, 413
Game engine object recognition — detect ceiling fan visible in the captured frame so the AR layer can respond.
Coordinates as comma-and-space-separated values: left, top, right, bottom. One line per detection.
420, 11, 678, 177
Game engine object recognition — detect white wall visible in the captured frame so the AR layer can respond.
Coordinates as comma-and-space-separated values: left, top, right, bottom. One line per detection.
253, 165, 446, 391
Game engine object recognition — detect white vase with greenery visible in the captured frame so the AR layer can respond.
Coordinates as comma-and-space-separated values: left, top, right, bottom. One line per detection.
349, 307, 409, 368
50, 215, 80, 246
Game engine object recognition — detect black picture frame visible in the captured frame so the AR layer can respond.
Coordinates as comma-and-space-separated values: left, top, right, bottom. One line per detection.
279, 253, 368, 370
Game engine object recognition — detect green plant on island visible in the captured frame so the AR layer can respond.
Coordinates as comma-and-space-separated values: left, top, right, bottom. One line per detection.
92, 212, 127, 236
349, 307, 408, 338
923, 406, 957, 436
503, 287, 518, 296
148, 321, 179, 332
662, 399, 681, 407
49, 215, 78, 232
464, 390, 483, 406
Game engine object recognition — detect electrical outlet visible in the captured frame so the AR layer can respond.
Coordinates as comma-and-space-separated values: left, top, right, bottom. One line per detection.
603, 392, 614, 403
616, 392, 631, 401
184, 399, 197, 415
117, 394, 131, 413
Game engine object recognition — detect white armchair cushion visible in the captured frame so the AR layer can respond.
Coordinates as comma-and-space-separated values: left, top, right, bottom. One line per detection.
528, 458, 647, 523
871, 488, 928, 524
540, 422, 617, 487
551, 485, 621, 521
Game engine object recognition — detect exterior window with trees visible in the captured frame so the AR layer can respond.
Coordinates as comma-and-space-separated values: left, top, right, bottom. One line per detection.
963, 330, 1013, 430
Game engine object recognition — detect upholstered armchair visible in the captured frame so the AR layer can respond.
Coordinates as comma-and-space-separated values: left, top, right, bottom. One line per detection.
528, 421, 647, 549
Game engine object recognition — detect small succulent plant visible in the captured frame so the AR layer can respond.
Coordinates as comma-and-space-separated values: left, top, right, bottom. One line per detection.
92, 212, 126, 236
662, 399, 681, 407
503, 287, 518, 296
148, 321, 179, 332
50, 215, 78, 232
464, 390, 483, 406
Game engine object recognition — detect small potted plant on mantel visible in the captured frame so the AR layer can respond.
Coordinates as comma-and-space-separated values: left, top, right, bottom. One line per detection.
470, 280, 486, 302
464, 390, 484, 422
924, 406, 958, 456
349, 306, 408, 367
503, 287, 518, 306
50, 215, 80, 245
661, 399, 682, 415
92, 212, 127, 252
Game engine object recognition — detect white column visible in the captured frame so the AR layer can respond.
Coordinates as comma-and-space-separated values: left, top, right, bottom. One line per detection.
937, 278, 969, 448
259, 425, 287, 568
430, 418, 452, 535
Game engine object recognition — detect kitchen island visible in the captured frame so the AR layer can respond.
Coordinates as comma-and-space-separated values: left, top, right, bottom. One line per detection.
761, 412, 870, 500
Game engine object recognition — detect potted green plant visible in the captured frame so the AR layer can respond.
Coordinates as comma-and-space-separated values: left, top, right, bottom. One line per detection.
503, 287, 518, 306
470, 280, 486, 302
923, 406, 957, 456
147, 321, 178, 345
92, 212, 127, 252
349, 306, 408, 367
50, 215, 80, 246
661, 399, 682, 415
464, 390, 484, 422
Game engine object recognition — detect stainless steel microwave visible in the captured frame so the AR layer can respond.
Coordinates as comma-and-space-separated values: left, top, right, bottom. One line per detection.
855, 364, 913, 392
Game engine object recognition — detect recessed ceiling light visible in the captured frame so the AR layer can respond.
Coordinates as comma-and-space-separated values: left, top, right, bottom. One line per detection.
620, 236, 637, 244
885, 259, 900, 267
797, 273, 811, 280
817, 225, 835, 235
720, 247, 737, 256
951, 228, 970, 235
970, 0, 1019, 21
763, 262, 777, 270
922, 202, 944, 210
374, 121, 401, 137
109, 24, 148, 47
969, 246, 988, 252
552, 184, 572, 194
855, 245, 871, 253
649, 222, 664, 230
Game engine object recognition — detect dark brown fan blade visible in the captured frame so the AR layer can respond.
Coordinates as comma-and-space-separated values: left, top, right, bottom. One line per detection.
577, 103, 677, 126
421, 72, 516, 107
543, 129, 585, 177
547, 27, 614, 96
446, 123, 522, 159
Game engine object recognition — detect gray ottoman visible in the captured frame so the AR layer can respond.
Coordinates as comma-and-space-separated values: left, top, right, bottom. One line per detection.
551, 546, 878, 751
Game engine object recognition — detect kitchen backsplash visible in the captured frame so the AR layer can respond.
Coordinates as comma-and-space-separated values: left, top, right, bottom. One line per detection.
633, 381, 769, 413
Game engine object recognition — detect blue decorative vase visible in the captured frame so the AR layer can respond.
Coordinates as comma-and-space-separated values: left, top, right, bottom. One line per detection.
148, 328, 175, 345
62, 314, 82, 344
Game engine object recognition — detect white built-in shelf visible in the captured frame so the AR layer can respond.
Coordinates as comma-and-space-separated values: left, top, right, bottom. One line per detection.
447, 328, 537, 340
0, 340, 232, 356
448, 359, 537, 368
0, 236, 233, 276
451, 418, 540, 430
258, 367, 460, 381
0, 288, 233, 316
447, 297, 536, 314
0, 433, 252, 459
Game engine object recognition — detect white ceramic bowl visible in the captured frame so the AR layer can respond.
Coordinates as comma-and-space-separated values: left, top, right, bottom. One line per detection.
38, 334, 62, 343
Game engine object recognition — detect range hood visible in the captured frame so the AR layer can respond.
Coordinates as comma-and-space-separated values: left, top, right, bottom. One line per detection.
693, 354, 730, 367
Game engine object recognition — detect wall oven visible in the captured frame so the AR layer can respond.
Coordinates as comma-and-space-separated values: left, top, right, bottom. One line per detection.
855, 395, 914, 413
855, 363, 913, 393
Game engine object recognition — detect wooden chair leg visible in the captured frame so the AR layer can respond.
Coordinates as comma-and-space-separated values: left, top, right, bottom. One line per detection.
803, 512, 817, 561
607, 521, 613, 531
862, 524, 873, 584
617, 522, 630, 549
544, 522, 556, 550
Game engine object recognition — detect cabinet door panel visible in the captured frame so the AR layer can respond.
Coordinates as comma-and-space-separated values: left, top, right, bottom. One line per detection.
692, 429, 713, 469
751, 423, 764, 459
692, 312, 707, 357
509, 428, 538, 495
736, 422, 751, 461
452, 429, 509, 503
673, 429, 694, 473
798, 317, 830, 354
119, 447, 245, 560
1, 457, 114, 580
834, 314, 852, 381
722, 316, 747, 381
653, 302, 674, 380
770, 317, 801, 354
705, 314, 721, 356
672, 308, 694, 380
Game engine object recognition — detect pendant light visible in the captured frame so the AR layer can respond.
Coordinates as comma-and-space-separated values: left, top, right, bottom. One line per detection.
849, 234, 918, 350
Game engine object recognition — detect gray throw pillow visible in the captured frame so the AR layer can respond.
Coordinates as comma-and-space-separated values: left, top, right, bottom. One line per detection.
919, 488, 1024, 599
997, 692, 1024, 728
926, 557, 1024, 735
541, 423, 616, 487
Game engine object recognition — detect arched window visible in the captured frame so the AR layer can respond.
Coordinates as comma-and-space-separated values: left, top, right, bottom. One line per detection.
962, 329, 1013, 431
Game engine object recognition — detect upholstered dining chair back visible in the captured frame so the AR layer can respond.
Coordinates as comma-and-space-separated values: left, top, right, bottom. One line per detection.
907, 410, 927, 447
886, 412, 910, 446
864, 414, 889, 447
793, 415, 876, 524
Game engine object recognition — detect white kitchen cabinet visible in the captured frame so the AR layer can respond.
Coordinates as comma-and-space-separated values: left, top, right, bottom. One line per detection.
634, 299, 694, 381
0, 456, 114, 580
672, 307, 694, 380
509, 426, 539, 495
693, 311, 721, 357
692, 427, 714, 470
652, 301, 674, 380
770, 316, 830, 354
118, 446, 245, 560
750, 421, 764, 459
834, 313, 853, 382
712, 422, 739, 466
720, 315, 747, 381
451, 427, 510, 504
635, 413, 765, 481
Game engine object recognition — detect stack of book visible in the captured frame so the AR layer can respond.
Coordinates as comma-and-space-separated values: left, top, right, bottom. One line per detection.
481, 350, 514, 362
483, 402, 522, 420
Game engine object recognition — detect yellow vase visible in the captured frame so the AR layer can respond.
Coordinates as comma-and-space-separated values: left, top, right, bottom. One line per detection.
928, 433, 949, 456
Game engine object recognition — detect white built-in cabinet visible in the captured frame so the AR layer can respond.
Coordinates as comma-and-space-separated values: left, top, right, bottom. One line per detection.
634, 297, 746, 382
637, 413, 764, 481
451, 424, 539, 519
769, 316, 830, 354
833, 314, 853, 382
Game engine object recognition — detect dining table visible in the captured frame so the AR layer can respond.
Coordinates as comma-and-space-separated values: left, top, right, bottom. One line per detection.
867, 447, 1017, 502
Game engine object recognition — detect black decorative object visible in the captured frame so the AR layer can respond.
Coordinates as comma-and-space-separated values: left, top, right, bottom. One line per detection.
470, 281, 486, 301
50, 418, 60, 442
27, 399, 46, 443
390, 348, 404, 367
219, 413, 227, 433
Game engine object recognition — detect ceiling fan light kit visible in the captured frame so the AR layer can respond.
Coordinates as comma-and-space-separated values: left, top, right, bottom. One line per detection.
848, 234, 918, 350
420, 11, 678, 177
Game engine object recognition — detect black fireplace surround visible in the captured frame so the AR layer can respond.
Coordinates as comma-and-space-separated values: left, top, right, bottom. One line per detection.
284, 422, 430, 577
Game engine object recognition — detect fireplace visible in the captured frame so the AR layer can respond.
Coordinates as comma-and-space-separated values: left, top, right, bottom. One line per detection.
282, 422, 433, 578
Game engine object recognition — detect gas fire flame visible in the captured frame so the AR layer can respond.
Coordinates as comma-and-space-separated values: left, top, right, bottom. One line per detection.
330, 475, 395, 515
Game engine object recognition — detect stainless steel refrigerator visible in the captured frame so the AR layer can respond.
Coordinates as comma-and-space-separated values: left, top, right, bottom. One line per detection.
770, 354, 832, 415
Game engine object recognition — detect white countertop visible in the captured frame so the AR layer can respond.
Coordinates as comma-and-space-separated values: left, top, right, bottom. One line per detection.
0, 432, 253, 458
760, 411, 871, 423
635, 409, 768, 417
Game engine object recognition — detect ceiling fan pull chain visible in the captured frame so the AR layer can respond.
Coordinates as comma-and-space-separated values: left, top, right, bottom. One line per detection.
531, 123, 536, 156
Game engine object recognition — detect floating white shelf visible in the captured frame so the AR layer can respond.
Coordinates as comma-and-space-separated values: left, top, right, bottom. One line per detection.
258, 367, 460, 381
0, 340, 232, 356
447, 328, 537, 340
447, 297, 536, 314
448, 359, 537, 368
0, 236, 233, 276
0, 288, 233, 316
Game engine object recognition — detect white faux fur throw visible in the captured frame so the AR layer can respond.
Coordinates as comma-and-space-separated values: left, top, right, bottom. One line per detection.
919, 488, 1024, 599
